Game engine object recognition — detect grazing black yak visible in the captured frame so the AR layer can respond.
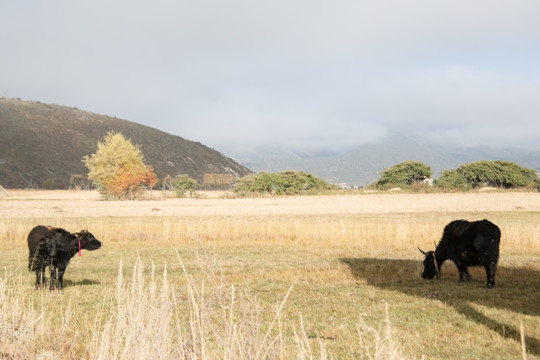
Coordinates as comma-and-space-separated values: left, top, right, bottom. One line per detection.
418, 219, 501, 288
27, 225, 102, 290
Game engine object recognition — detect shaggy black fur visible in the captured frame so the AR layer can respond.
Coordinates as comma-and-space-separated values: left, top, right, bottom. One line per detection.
419, 219, 501, 288
27, 225, 102, 290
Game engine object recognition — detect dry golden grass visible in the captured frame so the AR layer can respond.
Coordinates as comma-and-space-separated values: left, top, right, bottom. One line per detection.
3, 189, 540, 218
0, 190, 539, 359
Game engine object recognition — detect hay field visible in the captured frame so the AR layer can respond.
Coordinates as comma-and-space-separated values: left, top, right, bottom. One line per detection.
1, 190, 539, 359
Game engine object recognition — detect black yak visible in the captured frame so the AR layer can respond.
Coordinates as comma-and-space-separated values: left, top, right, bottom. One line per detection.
27, 225, 102, 290
418, 219, 501, 288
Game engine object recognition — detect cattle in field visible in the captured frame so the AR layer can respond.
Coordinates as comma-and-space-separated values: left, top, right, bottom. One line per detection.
418, 219, 501, 288
27, 225, 102, 290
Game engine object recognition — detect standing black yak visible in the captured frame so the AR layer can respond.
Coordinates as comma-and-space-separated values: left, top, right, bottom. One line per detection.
27, 225, 102, 290
418, 219, 501, 288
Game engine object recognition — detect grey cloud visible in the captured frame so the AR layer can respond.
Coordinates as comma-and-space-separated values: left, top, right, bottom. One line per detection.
1, 0, 540, 151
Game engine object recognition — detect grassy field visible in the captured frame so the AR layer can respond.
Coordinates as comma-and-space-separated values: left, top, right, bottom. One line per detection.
1, 190, 539, 359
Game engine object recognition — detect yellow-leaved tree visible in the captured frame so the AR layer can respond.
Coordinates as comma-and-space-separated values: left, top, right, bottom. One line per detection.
83, 132, 158, 199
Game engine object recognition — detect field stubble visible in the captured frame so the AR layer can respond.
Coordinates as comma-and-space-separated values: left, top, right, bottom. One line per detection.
0, 190, 539, 359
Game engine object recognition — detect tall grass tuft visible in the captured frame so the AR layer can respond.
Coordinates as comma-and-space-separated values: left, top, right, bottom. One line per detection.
86, 252, 297, 359
0, 267, 78, 359
85, 253, 406, 360
87, 256, 173, 359
356, 303, 405, 360
0, 271, 40, 358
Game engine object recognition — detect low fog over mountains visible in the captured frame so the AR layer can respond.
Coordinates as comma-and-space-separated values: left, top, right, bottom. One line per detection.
227, 133, 540, 186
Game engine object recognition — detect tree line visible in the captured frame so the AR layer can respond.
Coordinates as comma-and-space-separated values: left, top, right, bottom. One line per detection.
82, 132, 540, 199
375, 160, 539, 191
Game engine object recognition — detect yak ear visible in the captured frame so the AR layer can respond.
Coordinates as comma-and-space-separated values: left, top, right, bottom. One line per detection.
417, 246, 427, 255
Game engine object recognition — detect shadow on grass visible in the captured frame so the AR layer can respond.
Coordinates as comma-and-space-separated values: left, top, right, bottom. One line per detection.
340, 257, 540, 356
60, 279, 100, 287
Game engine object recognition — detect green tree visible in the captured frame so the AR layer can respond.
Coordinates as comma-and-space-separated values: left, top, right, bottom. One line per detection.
376, 161, 432, 187
82, 132, 158, 199
435, 160, 538, 189
435, 169, 471, 191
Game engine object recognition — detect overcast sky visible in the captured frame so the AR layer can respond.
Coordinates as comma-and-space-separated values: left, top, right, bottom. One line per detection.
2, 1, 540, 153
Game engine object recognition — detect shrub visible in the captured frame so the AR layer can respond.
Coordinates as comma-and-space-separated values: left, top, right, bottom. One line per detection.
173, 174, 198, 198
41, 178, 58, 190
82, 132, 158, 199
233, 171, 336, 196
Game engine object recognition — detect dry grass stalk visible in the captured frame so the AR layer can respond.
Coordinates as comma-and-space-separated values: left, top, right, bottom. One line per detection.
356, 303, 404, 360
84, 253, 307, 360
0, 270, 79, 359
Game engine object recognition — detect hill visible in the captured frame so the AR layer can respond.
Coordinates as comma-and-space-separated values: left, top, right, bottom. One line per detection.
229, 133, 540, 187
0, 99, 251, 189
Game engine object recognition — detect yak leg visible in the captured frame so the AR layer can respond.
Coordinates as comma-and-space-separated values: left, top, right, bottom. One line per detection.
35, 267, 46, 289
485, 261, 497, 288
456, 264, 471, 282
35, 269, 41, 289
57, 268, 66, 290
49, 267, 57, 291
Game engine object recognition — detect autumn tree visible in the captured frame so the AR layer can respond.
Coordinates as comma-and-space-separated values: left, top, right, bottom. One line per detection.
83, 132, 158, 199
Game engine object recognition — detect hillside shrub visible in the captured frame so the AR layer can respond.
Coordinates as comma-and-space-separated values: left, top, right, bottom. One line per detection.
376, 161, 432, 188
233, 171, 336, 196
435, 160, 538, 190
82, 132, 158, 200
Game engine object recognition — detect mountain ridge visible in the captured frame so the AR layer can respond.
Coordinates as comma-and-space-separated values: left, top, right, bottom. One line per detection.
0, 99, 252, 188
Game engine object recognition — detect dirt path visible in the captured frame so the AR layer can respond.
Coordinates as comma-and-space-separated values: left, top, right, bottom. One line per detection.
1, 190, 539, 218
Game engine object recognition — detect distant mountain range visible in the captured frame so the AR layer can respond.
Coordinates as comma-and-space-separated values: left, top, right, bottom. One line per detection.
227, 134, 540, 186
0, 99, 251, 188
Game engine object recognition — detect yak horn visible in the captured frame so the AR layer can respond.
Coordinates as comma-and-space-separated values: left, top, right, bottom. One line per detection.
434, 256, 441, 280
417, 246, 427, 255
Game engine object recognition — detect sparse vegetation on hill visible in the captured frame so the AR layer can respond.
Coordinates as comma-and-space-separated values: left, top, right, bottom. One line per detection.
0, 98, 251, 189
